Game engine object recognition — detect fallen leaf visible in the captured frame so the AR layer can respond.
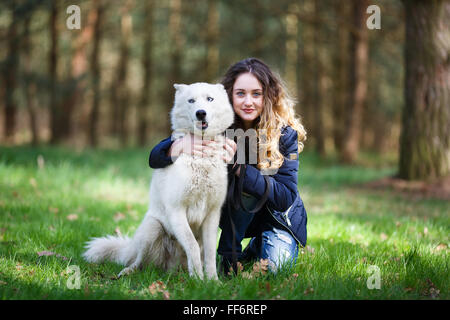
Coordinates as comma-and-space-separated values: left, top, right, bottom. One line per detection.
434, 243, 447, 252
29, 178, 37, 188
429, 287, 440, 299
37, 155, 45, 169
423, 227, 429, 236
114, 212, 126, 222
67, 214, 78, 221
306, 246, 315, 254
162, 290, 170, 300
37, 251, 68, 260
380, 233, 388, 241
0, 280, 7, 285
304, 287, 314, 295
37, 251, 56, 257
252, 259, 269, 276
49, 207, 59, 215
148, 281, 166, 296
422, 279, 440, 299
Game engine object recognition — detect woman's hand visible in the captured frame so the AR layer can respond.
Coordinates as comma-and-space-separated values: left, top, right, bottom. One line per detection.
222, 138, 237, 164
168, 133, 215, 159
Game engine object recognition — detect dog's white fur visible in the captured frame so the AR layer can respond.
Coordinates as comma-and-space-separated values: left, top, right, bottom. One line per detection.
83, 83, 234, 280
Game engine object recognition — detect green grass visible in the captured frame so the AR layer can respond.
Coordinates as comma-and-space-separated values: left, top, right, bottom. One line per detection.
0, 145, 448, 300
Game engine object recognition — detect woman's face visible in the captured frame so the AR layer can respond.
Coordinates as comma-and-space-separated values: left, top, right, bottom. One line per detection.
232, 72, 264, 129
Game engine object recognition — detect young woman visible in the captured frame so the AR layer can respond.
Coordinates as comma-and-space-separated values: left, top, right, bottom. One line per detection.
149, 57, 308, 275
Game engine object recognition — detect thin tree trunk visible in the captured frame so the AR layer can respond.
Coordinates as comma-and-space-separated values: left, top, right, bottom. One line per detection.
205, 0, 219, 82
137, 0, 154, 146
332, 0, 349, 153
312, 0, 326, 156
23, 13, 39, 145
88, 0, 104, 147
110, 0, 133, 145
341, 0, 369, 163
399, 0, 450, 180
161, 0, 184, 136
4, 2, 18, 142
299, 0, 315, 147
64, 3, 98, 143
285, 3, 299, 94
49, 1, 60, 144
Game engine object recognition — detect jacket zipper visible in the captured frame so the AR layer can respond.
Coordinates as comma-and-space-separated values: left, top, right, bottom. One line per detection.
266, 205, 303, 247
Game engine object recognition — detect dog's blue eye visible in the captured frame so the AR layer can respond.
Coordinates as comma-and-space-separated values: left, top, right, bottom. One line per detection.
207, 97, 214, 102
188, 99, 195, 103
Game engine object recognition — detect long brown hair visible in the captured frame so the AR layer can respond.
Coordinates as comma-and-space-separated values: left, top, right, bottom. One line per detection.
221, 57, 307, 170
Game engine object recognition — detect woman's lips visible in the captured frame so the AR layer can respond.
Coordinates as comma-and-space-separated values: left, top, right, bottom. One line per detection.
242, 108, 255, 114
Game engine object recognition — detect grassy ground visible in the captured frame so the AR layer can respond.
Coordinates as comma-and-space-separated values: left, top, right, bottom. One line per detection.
0, 145, 448, 300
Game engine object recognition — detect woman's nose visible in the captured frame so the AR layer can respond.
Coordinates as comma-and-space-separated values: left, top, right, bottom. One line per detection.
244, 94, 253, 106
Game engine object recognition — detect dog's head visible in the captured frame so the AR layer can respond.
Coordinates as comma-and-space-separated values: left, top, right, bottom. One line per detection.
170, 82, 234, 137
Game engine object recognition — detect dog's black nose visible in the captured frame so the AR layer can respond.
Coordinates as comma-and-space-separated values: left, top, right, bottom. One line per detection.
196, 109, 207, 121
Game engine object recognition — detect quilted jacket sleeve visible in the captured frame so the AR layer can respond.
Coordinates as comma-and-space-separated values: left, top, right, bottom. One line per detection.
148, 136, 175, 169
242, 126, 299, 212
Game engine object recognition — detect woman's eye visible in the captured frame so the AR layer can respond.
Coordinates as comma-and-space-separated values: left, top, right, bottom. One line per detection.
207, 97, 214, 102
188, 99, 195, 103
253, 92, 262, 97
236, 92, 244, 97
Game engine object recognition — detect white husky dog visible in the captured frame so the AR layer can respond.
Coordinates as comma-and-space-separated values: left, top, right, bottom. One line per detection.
83, 83, 234, 280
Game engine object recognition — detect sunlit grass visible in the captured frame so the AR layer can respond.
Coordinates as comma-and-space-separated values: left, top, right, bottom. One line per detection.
0, 145, 448, 299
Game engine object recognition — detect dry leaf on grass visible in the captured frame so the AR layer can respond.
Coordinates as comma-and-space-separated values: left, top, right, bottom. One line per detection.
37, 251, 68, 260
422, 279, 440, 299
434, 243, 447, 252
304, 287, 314, 295
66, 214, 78, 221
148, 280, 170, 299
114, 212, 126, 222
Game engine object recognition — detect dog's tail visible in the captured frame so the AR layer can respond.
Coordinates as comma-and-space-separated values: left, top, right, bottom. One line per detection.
83, 235, 136, 265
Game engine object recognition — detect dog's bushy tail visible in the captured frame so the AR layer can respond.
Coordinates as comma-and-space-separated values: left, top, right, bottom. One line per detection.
83, 235, 135, 265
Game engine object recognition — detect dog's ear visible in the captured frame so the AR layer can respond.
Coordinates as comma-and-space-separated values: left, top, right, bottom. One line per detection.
174, 83, 187, 91
215, 83, 225, 90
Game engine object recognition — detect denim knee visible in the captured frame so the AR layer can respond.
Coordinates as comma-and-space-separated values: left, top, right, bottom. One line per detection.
260, 227, 298, 273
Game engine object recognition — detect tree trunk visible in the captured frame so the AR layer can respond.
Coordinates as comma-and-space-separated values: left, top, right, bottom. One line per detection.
4, 2, 18, 142
110, 0, 133, 145
63, 3, 98, 144
161, 0, 184, 137
205, 0, 219, 82
399, 0, 450, 180
285, 3, 299, 94
298, 0, 315, 149
49, 1, 61, 144
23, 13, 39, 145
341, 0, 369, 163
137, 0, 154, 146
312, 0, 326, 156
88, 0, 104, 147
332, 0, 349, 153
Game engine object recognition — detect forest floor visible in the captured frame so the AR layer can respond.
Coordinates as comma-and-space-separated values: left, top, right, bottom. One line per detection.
0, 145, 448, 300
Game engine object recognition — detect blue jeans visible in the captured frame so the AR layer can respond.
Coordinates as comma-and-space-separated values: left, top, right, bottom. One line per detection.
218, 193, 299, 274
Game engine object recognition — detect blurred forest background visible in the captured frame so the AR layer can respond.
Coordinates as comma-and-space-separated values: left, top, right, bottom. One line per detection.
0, 0, 449, 182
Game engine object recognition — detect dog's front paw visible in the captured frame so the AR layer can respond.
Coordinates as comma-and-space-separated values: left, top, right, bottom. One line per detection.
117, 266, 136, 278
